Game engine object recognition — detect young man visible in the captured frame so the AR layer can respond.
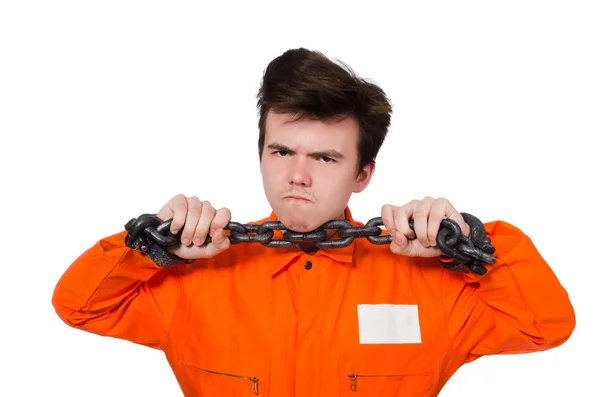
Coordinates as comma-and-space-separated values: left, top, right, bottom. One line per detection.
52, 48, 575, 396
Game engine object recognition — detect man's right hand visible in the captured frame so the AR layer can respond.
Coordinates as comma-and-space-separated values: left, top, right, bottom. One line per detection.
157, 194, 232, 260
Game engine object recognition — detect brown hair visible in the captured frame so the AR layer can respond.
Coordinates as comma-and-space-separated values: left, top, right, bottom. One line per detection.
256, 48, 393, 174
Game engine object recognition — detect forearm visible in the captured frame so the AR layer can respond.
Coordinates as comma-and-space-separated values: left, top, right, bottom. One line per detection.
52, 230, 180, 348
442, 220, 575, 358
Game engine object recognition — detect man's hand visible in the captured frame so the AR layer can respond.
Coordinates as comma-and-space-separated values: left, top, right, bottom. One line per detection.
381, 197, 470, 258
157, 194, 232, 260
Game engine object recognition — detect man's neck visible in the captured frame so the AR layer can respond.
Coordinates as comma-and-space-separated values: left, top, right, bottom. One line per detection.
293, 228, 338, 255
295, 242, 319, 255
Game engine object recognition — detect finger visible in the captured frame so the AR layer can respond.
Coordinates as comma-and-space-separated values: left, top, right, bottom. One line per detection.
181, 196, 202, 246
413, 197, 434, 248
444, 202, 469, 237
211, 207, 232, 231
169, 194, 188, 234
393, 202, 417, 241
156, 204, 173, 223
193, 201, 216, 246
389, 229, 410, 255
206, 208, 232, 252
205, 227, 230, 255
380, 204, 395, 234
427, 198, 448, 247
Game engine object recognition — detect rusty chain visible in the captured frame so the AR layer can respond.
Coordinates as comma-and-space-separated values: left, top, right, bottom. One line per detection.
124, 212, 496, 274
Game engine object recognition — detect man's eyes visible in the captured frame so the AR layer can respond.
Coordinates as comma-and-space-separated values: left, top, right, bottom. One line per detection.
273, 151, 335, 163
317, 156, 335, 163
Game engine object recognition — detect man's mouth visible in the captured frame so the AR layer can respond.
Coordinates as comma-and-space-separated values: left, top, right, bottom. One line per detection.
284, 195, 312, 202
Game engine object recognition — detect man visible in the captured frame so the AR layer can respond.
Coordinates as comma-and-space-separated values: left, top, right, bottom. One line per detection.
52, 48, 575, 396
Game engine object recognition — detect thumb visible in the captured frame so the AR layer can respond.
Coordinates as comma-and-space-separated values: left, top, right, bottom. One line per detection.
390, 230, 413, 256
205, 228, 230, 256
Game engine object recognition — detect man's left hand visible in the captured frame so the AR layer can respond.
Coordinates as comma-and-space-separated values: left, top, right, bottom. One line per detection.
381, 197, 470, 258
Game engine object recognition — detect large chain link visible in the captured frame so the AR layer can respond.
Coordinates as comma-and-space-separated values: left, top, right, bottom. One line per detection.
125, 213, 496, 275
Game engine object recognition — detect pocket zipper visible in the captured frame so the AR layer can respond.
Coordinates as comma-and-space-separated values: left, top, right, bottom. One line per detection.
348, 373, 403, 391
187, 364, 259, 394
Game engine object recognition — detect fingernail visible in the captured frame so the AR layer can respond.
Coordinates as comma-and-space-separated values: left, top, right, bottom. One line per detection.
194, 238, 202, 245
182, 237, 190, 246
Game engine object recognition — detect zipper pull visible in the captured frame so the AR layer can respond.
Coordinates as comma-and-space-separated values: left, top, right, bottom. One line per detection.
250, 377, 259, 395
349, 374, 357, 391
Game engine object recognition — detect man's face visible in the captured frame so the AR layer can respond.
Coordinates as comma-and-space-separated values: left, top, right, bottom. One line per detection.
260, 111, 374, 232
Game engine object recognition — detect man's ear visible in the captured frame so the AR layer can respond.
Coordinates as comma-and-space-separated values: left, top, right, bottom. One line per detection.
353, 162, 375, 193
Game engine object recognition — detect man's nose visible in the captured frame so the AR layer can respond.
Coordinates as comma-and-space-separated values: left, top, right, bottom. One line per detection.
289, 156, 312, 186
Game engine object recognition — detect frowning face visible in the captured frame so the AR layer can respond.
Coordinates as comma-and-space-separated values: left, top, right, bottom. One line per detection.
260, 111, 374, 232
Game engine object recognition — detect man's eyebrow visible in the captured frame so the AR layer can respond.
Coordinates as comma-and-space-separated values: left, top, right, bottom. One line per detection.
266, 142, 344, 159
267, 142, 292, 152
310, 149, 344, 159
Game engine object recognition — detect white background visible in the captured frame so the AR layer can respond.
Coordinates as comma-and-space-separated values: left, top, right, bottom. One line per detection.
1, 1, 598, 396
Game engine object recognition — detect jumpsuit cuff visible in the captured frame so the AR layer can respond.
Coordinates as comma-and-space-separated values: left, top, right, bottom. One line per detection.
133, 242, 194, 268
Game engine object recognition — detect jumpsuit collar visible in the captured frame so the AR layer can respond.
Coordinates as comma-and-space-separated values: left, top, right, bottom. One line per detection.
260, 207, 360, 276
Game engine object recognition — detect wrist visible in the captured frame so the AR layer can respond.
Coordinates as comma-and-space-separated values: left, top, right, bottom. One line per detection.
124, 213, 193, 268
436, 212, 495, 275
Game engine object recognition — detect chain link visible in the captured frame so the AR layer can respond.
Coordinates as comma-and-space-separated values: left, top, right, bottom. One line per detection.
125, 212, 496, 275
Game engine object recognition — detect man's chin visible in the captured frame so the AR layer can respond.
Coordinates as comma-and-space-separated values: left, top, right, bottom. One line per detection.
278, 214, 322, 233
281, 221, 317, 233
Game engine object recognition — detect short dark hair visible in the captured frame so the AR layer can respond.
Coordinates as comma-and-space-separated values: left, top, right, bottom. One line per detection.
256, 48, 393, 174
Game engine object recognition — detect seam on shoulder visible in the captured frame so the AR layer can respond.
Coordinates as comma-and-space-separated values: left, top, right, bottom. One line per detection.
82, 248, 131, 310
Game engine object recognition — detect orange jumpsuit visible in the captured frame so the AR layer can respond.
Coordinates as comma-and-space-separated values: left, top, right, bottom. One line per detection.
52, 207, 575, 397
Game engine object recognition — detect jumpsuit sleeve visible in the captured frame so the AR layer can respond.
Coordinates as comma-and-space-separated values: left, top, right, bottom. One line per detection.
51, 230, 181, 350
437, 220, 576, 363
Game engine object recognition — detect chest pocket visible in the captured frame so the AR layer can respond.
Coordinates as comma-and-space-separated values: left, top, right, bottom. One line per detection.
339, 352, 437, 397
181, 348, 270, 397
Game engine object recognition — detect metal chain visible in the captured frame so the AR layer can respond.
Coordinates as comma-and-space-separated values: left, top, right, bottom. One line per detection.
125, 213, 496, 275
